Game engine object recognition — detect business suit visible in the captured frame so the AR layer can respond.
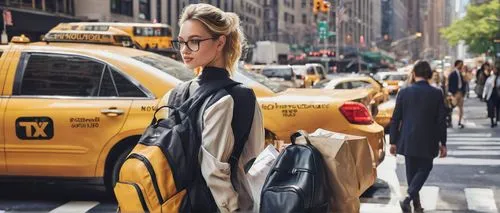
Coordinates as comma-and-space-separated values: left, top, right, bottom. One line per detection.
448, 69, 466, 95
390, 80, 447, 201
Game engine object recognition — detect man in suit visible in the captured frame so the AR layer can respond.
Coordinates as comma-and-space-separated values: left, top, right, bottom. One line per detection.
390, 61, 448, 213
448, 60, 466, 128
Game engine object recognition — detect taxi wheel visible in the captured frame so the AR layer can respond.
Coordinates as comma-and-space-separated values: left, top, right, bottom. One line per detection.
105, 146, 133, 194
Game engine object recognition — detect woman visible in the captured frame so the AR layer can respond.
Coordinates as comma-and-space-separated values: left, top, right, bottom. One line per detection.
166, 4, 264, 212
482, 66, 500, 127
430, 70, 441, 88
476, 62, 490, 100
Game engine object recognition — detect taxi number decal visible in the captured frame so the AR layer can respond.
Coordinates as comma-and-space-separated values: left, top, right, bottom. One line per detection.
282, 109, 298, 117
16, 117, 54, 140
261, 103, 330, 110
70, 117, 100, 128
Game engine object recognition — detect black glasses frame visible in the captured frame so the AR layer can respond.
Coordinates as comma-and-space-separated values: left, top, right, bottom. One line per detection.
171, 37, 216, 52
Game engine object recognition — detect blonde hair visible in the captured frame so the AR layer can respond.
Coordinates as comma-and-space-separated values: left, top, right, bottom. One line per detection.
179, 4, 246, 73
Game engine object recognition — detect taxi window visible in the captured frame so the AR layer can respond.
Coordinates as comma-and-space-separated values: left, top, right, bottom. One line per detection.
110, 68, 147, 97
262, 67, 293, 79
18, 54, 104, 96
99, 69, 118, 97
351, 81, 372, 89
334, 82, 351, 89
132, 54, 195, 81
306, 67, 315, 75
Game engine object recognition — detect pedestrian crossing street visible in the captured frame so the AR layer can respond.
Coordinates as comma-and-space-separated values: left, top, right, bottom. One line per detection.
361, 131, 500, 212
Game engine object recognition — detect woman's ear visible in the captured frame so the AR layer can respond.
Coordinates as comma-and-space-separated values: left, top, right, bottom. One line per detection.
217, 35, 226, 52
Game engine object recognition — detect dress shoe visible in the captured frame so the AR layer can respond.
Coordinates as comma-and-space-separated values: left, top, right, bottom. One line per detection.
413, 200, 424, 213
400, 200, 412, 213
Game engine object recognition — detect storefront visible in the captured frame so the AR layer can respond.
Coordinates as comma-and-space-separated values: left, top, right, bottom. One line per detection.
1, 6, 82, 42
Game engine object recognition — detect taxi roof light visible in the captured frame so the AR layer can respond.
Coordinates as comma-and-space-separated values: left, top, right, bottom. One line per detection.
11, 35, 31, 43
339, 102, 374, 125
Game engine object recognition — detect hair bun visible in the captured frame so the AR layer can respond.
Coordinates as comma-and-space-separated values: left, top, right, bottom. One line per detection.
225, 12, 240, 32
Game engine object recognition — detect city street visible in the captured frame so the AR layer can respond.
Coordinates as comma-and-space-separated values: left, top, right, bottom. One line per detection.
362, 94, 500, 213
0, 95, 498, 212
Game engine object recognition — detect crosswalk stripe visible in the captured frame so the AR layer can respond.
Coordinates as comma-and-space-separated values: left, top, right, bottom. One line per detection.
447, 142, 500, 145
49, 201, 100, 213
447, 138, 500, 142
434, 157, 500, 166
448, 150, 500, 156
447, 133, 492, 137
360, 203, 401, 213
457, 146, 500, 150
465, 188, 498, 212
420, 186, 439, 211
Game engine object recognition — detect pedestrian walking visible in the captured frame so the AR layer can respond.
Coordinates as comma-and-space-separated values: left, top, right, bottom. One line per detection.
475, 62, 491, 100
165, 4, 264, 212
483, 66, 500, 127
448, 60, 467, 128
390, 61, 447, 213
463, 65, 473, 99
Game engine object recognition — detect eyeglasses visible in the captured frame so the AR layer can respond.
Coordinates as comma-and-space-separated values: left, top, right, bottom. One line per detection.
171, 37, 215, 52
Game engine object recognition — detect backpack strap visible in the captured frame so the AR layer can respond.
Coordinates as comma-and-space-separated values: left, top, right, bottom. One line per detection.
226, 86, 256, 177
179, 80, 241, 115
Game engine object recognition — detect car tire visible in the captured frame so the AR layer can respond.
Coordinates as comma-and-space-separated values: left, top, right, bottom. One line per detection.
105, 147, 133, 195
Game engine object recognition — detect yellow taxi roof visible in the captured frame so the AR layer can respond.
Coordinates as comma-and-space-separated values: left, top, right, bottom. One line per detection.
27, 42, 148, 57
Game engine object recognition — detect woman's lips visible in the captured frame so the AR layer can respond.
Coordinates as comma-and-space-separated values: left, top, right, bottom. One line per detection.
183, 57, 193, 63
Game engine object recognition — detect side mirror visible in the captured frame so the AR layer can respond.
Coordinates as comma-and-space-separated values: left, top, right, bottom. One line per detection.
296, 74, 303, 80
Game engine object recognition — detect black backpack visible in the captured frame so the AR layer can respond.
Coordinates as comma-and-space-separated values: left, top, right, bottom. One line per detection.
260, 131, 329, 213
115, 79, 244, 212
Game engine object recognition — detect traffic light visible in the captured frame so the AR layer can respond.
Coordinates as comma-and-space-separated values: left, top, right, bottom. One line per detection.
321, 1, 330, 13
313, 0, 323, 14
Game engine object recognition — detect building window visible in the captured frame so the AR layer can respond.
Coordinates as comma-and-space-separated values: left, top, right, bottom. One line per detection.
57, 0, 65, 13
139, 0, 151, 20
284, 12, 288, 22
156, 0, 161, 22
35, 0, 43, 9
302, 14, 307, 24
111, 0, 133, 16
21, 0, 32, 8
302, 0, 306, 8
291, 15, 294, 24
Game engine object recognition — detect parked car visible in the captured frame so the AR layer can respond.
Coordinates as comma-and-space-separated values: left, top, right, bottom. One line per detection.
260, 65, 300, 88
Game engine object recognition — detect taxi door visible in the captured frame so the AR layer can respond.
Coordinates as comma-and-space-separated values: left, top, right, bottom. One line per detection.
3, 52, 134, 177
0, 45, 13, 174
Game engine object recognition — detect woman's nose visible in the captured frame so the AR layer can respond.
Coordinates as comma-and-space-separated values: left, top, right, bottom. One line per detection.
181, 44, 190, 54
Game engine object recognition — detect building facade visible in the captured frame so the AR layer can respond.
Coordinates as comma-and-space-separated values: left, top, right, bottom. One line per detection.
338, 0, 382, 49
381, 0, 407, 42
0, 0, 80, 42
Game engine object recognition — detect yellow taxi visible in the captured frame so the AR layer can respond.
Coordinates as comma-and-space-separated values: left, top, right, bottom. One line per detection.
0, 35, 194, 191
314, 74, 390, 115
231, 69, 386, 166
374, 99, 396, 131
374, 72, 409, 95
291, 64, 328, 88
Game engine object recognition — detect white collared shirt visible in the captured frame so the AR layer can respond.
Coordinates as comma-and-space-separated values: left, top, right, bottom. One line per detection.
455, 69, 462, 89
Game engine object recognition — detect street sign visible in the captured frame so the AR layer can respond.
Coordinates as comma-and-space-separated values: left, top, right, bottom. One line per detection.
317, 21, 328, 40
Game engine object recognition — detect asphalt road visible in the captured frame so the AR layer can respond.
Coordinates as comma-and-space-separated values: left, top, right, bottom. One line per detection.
1, 95, 499, 213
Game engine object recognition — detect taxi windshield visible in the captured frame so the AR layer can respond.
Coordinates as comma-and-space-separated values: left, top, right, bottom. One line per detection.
132, 54, 195, 81
237, 68, 286, 93
383, 74, 408, 81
